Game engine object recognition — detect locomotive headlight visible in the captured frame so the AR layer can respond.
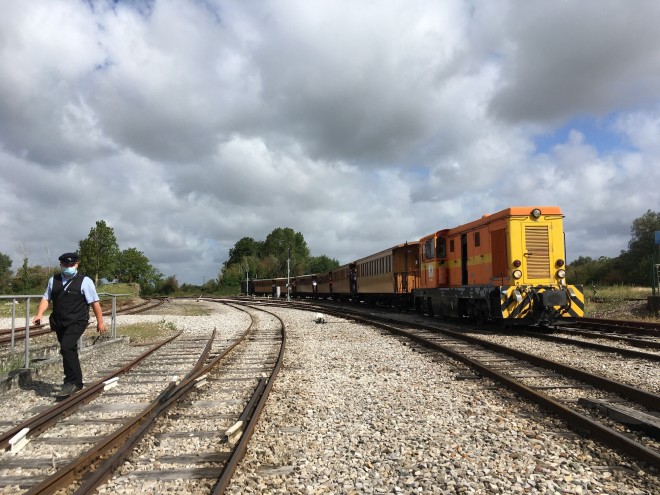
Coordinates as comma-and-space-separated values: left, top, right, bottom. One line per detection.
556, 259, 565, 267
557, 269, 566, 279
513, 259, 522, 267
513, 269, 523, 279
531, 208, 542, 219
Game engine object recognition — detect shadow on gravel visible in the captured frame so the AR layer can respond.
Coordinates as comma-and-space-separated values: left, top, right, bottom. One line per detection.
18, 377, 59, 398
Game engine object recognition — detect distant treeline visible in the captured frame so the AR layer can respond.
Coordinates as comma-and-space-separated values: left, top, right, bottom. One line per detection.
566, 210, 659, 287
218, 227, 339, 288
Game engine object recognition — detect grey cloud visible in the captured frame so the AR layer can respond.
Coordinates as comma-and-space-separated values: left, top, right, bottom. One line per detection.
0, 1, 659, 285
489, 1, 660, 124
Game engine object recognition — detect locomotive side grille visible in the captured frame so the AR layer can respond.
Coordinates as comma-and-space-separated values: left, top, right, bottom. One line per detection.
525, 225, 550, 278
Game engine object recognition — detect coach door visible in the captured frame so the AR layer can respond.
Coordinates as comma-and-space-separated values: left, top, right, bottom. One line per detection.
461, 233, 468, 285
491, 228, 508, 284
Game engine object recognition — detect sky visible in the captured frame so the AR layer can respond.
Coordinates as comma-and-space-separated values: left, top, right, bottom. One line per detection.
1, 0, 659, 285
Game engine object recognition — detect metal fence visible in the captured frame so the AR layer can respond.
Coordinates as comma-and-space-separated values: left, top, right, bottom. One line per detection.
0, 293, 130, 368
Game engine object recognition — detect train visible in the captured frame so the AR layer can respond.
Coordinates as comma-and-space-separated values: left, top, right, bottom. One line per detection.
241, 206, 585, 325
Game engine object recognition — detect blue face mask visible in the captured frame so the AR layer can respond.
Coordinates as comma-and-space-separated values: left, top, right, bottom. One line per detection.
62, 266, 77, 277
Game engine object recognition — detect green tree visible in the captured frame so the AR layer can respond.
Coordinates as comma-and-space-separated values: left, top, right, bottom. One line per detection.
621, 210, 660, 285
78, 220, 120, 285
220, 263, 244, 287
19, 258, 30, 293
219, 227, 340, 287
307, 255, 340, 274
201, 278, 218, 292
224, 237, 262, 268
567, 256, 615, 286
262, 228, 310, 276
12, 264, 51, 294
224, 236, 263, 283
568, 210, 660, 286
0, 252, 12, 293
116, 247, 162, 288
158, 275, 179, 295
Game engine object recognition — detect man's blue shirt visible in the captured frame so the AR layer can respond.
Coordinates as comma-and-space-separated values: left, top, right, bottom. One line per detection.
43, 273, 100, 304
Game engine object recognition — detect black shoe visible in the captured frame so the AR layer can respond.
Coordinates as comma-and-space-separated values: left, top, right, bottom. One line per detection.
59, 383, 83, 396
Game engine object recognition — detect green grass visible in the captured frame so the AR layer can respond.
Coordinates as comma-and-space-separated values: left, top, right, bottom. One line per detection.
0, 283, 143, 319
584, 285, 659, 321
587, 285, 653, 300
0, 353, 27, 375
0, 319, 179, 377
0, 297, 45, 319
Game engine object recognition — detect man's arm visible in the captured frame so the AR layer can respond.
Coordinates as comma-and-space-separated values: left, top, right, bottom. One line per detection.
91, 301, 108, 333
33, 298, 50, 325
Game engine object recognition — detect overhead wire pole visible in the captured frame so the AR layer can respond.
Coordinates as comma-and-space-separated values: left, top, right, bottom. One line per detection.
287, 247, 291, 302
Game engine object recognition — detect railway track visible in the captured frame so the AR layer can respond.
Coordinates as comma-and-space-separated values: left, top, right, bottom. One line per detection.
0, 298, 166, 346
0, 301, 285, 494
229, 296, 660, 356
237, 297, 660, 469
547, 318, 660, 352
567, 317, 660, 336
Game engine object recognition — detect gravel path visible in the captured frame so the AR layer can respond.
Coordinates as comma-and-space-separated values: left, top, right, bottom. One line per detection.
227, 307, 659, 495
2, 301, 659, 494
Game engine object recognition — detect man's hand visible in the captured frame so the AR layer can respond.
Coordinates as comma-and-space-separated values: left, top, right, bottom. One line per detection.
97, 322, 108, 334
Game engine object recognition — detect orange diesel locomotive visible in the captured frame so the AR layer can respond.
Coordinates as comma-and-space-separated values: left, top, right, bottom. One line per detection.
245, 206, 584, 325
413, 206, 584, 325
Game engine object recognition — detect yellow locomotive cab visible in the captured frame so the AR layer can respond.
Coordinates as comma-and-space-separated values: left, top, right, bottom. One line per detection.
413, 206, 584, 325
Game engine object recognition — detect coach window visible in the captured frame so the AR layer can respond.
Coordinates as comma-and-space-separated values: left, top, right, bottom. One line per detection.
449, 239, 455, 253
474, 232, 481, 247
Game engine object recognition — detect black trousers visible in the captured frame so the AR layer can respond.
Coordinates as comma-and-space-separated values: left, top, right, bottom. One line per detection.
52, 320, 87, 387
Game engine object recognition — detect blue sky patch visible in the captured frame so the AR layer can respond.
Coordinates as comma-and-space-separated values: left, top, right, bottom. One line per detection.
533, 115, 635, 156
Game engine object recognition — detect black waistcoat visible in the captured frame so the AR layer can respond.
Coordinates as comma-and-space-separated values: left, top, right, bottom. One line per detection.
51, 273, 90, 327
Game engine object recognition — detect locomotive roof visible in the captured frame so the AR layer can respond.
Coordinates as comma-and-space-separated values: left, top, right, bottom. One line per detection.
448, 206, 564, 233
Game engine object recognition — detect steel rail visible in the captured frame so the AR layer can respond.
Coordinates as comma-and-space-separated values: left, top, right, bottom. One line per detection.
0, 298, 165, 346
211, 306, 287, 495
330, 315, 660, 469
22, 383, 178, 495
70, 315, 257, 494
0, 332, 181, 452
340, 311, 660, 408
25, 331, 217, 495
569, 317, 659, 336
519, 331, 660, 361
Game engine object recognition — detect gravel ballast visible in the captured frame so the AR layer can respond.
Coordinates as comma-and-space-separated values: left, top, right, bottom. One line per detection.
227, 307, 659, 495
1, 301, 659, 494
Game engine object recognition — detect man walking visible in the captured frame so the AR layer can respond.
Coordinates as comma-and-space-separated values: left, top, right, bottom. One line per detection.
34, 252, 107, 396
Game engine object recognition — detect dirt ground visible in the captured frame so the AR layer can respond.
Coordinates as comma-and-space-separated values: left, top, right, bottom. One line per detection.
586, 297, 660, 322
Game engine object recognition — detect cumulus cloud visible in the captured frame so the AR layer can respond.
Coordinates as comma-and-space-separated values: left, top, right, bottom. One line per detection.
489, 0, 660, 125
0, 0, 658, 284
